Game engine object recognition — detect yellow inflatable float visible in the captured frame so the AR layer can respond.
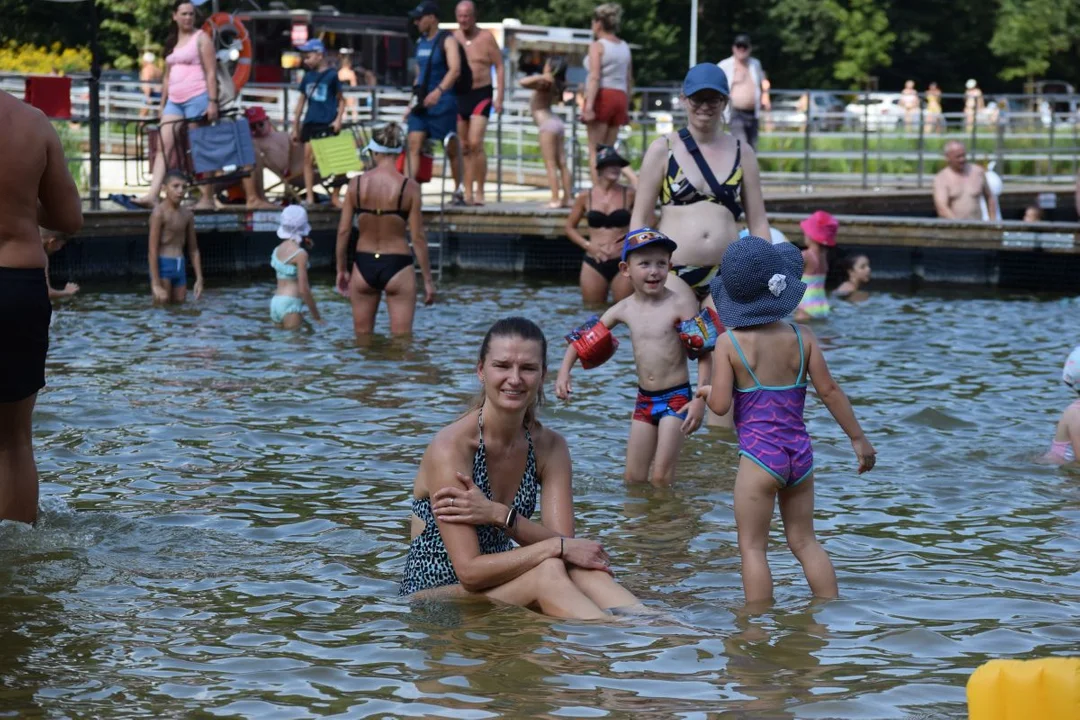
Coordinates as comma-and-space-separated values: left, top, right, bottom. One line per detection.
967, 658, 1080, 720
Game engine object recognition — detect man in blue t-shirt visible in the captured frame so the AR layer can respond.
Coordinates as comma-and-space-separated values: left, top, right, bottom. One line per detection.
291, 39, 346, 206
404, 1, 463, 198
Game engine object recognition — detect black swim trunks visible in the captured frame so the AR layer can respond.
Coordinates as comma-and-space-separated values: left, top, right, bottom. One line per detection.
0, 267, 52, 403
457, 85, 494, 121
300, 122, 334, 143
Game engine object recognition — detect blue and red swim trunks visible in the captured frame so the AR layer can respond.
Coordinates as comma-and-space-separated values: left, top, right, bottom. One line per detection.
633, 383, 692, 425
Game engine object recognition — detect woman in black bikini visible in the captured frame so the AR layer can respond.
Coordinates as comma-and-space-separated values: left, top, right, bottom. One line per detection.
400, 317, 645, 618
564, 145, 634, 304
335, 123, 437, 336
631, 63, 770, 308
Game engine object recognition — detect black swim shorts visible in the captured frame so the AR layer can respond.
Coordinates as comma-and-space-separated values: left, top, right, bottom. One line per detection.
457, 85, 494, 121
0, 267, 52, 403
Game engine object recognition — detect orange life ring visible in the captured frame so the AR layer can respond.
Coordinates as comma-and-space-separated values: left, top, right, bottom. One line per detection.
202, 12, 252, 92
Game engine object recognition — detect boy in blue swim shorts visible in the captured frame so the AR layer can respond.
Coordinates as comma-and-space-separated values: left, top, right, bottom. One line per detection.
556, 228, 712, 486
148, 171, 203, 304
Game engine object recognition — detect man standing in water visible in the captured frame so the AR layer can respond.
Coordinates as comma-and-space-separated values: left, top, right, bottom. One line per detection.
718, 33, 768, 150
454, 0, 504, 206
933, 141, 997, 221
0, 90, 83, 525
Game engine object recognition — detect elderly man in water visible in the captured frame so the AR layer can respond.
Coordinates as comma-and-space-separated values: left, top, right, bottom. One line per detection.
933, 140, 997, 221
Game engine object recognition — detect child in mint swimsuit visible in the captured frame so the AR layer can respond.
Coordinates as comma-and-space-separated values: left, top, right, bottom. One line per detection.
700, 235, 876, 604
270, 205, 322, 328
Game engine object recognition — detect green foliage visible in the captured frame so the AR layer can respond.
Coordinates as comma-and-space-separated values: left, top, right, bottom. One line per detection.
825, 0, 896, 87
989, 0, 1075, 81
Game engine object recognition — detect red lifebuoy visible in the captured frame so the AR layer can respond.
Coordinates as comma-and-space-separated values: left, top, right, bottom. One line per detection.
202, 12, 252, 92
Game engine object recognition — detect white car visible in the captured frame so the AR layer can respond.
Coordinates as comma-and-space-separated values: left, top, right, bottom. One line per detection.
845, 93, 906, 130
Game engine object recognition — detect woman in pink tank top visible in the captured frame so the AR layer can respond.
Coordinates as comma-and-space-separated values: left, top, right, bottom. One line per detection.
135, 1, 218, 208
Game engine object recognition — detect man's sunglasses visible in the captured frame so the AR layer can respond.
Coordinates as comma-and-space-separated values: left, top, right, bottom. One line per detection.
734, 43, 749, 50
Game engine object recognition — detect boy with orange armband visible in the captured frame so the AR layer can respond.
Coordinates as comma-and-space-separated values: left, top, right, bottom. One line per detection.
556, 228, 720, 486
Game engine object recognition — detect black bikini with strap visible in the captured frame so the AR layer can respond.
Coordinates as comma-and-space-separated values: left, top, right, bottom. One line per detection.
586, 186, 631, 229
356, 176, 410, 221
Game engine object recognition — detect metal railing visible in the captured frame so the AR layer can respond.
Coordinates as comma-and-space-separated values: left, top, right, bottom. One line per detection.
12, 72, 1080, 205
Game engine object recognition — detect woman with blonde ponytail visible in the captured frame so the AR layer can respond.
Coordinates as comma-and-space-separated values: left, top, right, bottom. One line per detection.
399, 317, 647, 619
335, 122, 437, 336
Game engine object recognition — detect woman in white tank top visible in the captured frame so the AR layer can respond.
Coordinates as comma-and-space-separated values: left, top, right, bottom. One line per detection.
583, 3, 632, 186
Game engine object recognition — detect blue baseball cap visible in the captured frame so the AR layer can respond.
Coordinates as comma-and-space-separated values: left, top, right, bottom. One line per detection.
621, 227, 678, 262
409, 1, 439, 18
296, 39, 325, 54
683, 63, 729, 98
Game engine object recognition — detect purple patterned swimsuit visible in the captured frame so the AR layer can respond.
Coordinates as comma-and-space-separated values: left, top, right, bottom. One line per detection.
730, 324, 814, 488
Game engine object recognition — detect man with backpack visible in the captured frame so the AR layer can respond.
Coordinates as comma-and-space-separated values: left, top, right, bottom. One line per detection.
406, 1, 464, 200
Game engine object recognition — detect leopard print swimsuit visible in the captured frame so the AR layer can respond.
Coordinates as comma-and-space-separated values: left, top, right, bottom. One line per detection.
399, 411, 540, 596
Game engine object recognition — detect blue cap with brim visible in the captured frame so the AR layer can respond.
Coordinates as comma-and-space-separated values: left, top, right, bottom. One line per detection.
296, 39, 325, 54
622, 227, 678, 262
683, 63, 730, 98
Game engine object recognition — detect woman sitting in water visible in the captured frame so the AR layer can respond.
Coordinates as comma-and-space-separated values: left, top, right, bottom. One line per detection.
270, 205, 321, 328
335, 123, 436, 336
521, 57, 572, 209
400, 317, 645, 619
833, 253, 871, 302
1041, 346, 1080, 465
563, 145, 635, 304
632, 63, 770, 308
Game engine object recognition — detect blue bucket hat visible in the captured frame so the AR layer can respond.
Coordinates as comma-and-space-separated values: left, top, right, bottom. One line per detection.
710, 236, 806, 329
683, 63, 729, 98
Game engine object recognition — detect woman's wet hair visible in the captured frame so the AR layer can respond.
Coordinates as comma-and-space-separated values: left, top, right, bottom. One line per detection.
593, 3, 623, 33
165, 1, 198, 57
470, 317, 548, 427
838, 253, 868, 279
373, 122, 405, 150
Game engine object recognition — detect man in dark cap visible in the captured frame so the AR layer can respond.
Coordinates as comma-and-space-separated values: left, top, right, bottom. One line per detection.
717, 33, 769, 150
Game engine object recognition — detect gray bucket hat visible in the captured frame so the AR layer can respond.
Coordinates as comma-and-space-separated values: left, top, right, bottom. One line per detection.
709, 236, 806, 328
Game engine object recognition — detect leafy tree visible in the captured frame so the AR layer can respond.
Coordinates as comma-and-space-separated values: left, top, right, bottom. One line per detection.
825, 0, 895, 87
989, 0, 1076, 82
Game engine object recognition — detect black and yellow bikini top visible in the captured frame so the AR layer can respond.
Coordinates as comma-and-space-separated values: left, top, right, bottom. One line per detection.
661, 128, 743, 221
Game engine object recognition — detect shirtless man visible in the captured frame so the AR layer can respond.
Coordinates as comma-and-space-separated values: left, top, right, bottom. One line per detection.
0, 90, 83, 525
149, 171, 204, 304
933, 141, 997, 221
454, 0, 504, 206
718, 33, 769, 151
238, 106, 304, 206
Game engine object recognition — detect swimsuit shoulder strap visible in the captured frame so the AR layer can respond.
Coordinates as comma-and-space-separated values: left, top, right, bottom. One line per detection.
678, 127, 726, 199
397, 177, 409, 210
725, 141, 742, 183
791, 323, 807, 384
281, 246, 305, 263
728, 330, 763, 390
355, 173, 363, 208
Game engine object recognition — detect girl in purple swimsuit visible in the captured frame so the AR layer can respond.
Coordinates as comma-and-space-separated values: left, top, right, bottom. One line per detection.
698, 235, 877, 604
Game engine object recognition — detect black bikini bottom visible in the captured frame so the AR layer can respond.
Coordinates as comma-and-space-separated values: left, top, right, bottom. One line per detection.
583, 255, 621, 283
354, 253, 414, 291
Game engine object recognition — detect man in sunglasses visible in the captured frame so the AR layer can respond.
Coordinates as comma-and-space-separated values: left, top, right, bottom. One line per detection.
218, 106, 305, 208
717, 33, 769, 150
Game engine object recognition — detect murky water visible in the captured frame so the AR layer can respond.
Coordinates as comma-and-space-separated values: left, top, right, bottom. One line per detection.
2, 277, 1079, 719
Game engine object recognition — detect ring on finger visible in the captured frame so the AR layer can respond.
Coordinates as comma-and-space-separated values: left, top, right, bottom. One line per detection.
451, 498, 455, 507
